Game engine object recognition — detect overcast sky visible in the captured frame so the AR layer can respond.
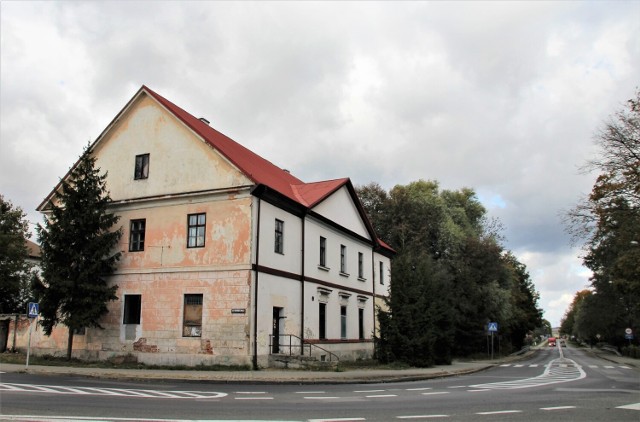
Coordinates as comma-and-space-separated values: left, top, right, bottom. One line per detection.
1, 1, 638, 327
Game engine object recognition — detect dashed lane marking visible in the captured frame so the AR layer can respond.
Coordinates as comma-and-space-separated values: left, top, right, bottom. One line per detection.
475, 410, 522, 415
397, 415, 450, 419
421, 391, 450, 396
541, 406, 577, 411
406, 387, 432, 391
366, 394, 397, 398
617, 402, 640, 410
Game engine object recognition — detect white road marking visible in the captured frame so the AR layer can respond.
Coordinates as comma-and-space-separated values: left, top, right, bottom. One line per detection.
0, 418, 283, 422
617, 402, 640, 410
529, 364, 539, 367
296, 391, 326, 394
354, 389, 386, 392
604, 365, 615, 369
589, 365, 598, 368
514, 364, 524, 367
0, 383, 228, 399
499, 364, 511, 367
308, 419, 366, 422
406, 387, 432, 391
541, 406, 577, 410
447, 385, 466, 388
619, 366, 632, 369
397, 415, 450, 419
421, 391, 450, 396
476, 410, 522, 415
233, 396, 274, 400
235, 391, 266, 394
470, 357, 586, 390
366, 394, 397, 398
467, 389, 490, 392
305, 396, 340, 399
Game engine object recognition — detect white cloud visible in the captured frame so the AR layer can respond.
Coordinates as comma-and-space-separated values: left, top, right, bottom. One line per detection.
1, 0, 638, 328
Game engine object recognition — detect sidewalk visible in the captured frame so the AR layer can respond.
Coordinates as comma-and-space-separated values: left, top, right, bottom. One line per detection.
583, 347, 639, 368
0, 355, 522, 384
4, 348, 634, 384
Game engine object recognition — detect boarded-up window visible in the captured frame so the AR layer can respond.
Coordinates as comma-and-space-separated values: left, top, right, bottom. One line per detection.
183, 294, 203, 337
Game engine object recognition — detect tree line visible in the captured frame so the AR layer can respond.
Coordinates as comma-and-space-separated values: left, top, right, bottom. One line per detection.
561, 92, 639, 350
356, 180, 545, 366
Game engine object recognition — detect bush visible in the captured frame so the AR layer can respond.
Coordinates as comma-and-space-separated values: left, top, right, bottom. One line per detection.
621, 345, 640, 359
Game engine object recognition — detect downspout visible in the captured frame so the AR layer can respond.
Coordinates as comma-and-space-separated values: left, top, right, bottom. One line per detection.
371, 249, 376, 357
252, 197, 262, 370
300, 212, 306, 352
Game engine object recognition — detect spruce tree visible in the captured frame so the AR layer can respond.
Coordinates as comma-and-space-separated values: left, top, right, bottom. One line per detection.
36, 146, 122, 360
0, 195, 34, 314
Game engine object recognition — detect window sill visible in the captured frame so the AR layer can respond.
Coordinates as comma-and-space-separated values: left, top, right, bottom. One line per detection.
318, 265, 330, 272
339, 272, 350, 278
358, 277, 367, 282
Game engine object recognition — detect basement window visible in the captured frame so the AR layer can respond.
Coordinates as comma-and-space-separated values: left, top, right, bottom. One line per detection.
183, 294, 203, 337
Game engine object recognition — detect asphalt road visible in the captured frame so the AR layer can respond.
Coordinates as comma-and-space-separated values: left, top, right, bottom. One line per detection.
1, 346, 638, 421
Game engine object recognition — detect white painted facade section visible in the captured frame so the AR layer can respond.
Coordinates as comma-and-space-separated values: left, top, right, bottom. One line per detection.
312, 186, 371, 240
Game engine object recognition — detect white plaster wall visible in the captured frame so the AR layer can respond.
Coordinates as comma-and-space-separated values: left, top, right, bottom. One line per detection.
92, 94, 252, 202
374, 252, 391, 298
312, 186, 370, 239
304, 217, 374, 290
255, 274, 302, 357
304, 283, 373, 341
256, 200, 302, 274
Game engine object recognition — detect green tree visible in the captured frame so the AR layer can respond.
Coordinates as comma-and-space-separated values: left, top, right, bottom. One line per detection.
377, 251, 454, 366
559, 290, 591, 338
566, 91, 640, 347
359, 180, 543, 361
35, 147, 122, 359
503, 253, 543, 350
0, 195, 34, 314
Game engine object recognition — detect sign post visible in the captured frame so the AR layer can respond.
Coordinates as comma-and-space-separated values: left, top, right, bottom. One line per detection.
488, 322, 498, 360
26, 302, 39, 369
625, 328, 634, 346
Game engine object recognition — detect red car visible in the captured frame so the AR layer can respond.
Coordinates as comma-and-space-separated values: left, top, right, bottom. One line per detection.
548, 337, 556, 347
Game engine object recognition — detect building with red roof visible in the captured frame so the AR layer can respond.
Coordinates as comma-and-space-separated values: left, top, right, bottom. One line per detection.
34, 86, 394, 368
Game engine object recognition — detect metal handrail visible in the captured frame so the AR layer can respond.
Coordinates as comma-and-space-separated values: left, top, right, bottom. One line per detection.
269, 334, 339, 362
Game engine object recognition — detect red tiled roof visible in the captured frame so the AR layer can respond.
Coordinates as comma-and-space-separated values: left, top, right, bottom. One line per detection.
142, 86, 394, 254
142, 85, 309, 204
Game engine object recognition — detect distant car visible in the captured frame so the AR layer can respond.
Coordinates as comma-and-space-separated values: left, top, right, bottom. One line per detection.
560, 339, 566, 347
548, 337, 557, 347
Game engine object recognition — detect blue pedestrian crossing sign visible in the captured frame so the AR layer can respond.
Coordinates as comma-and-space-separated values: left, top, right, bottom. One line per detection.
27, 302, 39, 318
488, 322, 498, 332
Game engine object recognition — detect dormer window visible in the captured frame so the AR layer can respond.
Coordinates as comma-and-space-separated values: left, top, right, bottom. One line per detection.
134, 154, 150, 180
